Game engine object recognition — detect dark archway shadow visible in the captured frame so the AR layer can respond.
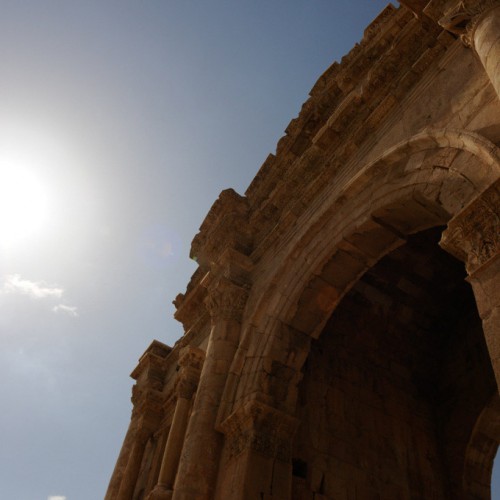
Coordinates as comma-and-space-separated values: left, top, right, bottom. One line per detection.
291, 228, 499, 499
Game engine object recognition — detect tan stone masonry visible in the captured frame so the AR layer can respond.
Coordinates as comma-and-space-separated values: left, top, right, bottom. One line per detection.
107, 1, 500, 498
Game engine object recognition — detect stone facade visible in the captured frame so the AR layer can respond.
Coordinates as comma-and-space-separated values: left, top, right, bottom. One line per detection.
106, 1, 500, 498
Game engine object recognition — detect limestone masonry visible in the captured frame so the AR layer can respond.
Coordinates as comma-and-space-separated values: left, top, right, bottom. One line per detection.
106, 1, 500, 498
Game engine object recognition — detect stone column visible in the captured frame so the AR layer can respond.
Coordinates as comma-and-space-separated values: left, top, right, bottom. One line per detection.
216, 399, 299, 500
107, 341, 169, 500
115, 386, 163, 499
116, 423, 151, 500
441, 179, 500, 385
148, 347, 204, 500
172, 277, 248, 500
469, 1, 500, 98
440, 0, 500, 99
105, 411, 141, 500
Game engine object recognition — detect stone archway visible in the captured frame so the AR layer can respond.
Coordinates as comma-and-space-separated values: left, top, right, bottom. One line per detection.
292, 228, 498, 499
223, 129, 500, 416
106, 3, 500, 498
215, 131, 500, 499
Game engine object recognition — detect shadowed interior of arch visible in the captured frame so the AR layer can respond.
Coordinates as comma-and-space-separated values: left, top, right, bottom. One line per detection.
291, 227, 499, 499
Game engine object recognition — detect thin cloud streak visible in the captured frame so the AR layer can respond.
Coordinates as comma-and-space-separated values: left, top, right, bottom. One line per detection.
53, 304, 79, 317
2, 274, 78, 317
2, 274, 63, 298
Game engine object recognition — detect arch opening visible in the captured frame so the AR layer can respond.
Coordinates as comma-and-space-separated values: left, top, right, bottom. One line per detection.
291, 228, 499, 499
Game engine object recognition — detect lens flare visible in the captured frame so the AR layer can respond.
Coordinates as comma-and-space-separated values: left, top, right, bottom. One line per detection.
0, 168, 49, 246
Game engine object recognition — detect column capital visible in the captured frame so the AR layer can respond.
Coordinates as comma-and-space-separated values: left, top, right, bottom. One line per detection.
439, 0, 500, 46
440, 180, 500, 275
174, 346, 205, 400
131, 385, 165, 436
178, 345, 205, 371
203, 275, 249, 322
220, 399, 299, 462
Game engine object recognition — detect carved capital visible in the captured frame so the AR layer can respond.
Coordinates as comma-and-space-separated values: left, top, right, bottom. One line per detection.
131, 385, 165, 433
440, 180, 500, 274
439, 0, 500, 46
175, 374, 198, 400
178, 345, 205, 371
220, 400, 299, 461
171, 346, 204, 400
204, 276, 249, 322
175, 367, 202, 401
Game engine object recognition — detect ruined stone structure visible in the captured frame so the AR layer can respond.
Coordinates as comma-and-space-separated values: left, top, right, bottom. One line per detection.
106, 1, 500, 498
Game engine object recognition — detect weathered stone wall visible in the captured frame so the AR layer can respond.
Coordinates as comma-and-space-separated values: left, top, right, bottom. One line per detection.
106, 1, 500, 499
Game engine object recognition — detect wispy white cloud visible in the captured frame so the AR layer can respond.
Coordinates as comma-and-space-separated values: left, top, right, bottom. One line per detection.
2, 274, 78, 318
2, 274, 63, 298
48, 496, 66, 500
52, 304, 79, 317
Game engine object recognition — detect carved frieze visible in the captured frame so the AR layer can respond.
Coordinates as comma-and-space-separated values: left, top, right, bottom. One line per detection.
440, 180, 500, 274
190, 189, 252, 269
221, 400, 299, 461
130, 340, 171, 390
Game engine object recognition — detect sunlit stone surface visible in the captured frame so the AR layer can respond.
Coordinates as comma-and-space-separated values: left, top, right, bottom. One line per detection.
106, 1, 500, 498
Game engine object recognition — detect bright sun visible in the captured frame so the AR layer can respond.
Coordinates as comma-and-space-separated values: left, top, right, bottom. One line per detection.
0, 169, 49, 246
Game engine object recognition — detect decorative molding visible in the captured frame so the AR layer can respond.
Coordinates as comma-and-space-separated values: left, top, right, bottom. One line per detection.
178, 345, 205, 371
173, 281, 209, 334
439, 0, 500, 46
220, 400, 299, 461
176, 374, 199, 401
190, 189, 252, 269
440, 180, 500, 274
204, 277, 249, 322
130, 340, 171, 393
174, 346, 205, 400
132, 386, 165, 414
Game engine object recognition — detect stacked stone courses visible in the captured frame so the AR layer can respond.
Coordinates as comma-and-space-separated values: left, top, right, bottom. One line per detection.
107, 1, 500, 498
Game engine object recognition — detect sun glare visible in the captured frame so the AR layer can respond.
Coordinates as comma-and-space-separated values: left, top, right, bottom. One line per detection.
0, 168, 49, 246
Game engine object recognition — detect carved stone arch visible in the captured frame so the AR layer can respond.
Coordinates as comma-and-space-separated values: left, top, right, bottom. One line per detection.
213, 129, 500, 500
220, 128, 500, 421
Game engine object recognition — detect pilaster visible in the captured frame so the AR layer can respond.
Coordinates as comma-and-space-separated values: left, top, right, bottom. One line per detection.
105, 341, 171, 500
147, 346, 204, 500
441, 178, 500, 386
216, 400, 299, 500
172, 271, 250, 500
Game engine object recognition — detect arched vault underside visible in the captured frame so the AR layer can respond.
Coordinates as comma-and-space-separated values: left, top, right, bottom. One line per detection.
291, 228, 497, 499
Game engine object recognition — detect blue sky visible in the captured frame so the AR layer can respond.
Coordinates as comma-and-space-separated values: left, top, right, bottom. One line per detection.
0, 2, 498, 499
